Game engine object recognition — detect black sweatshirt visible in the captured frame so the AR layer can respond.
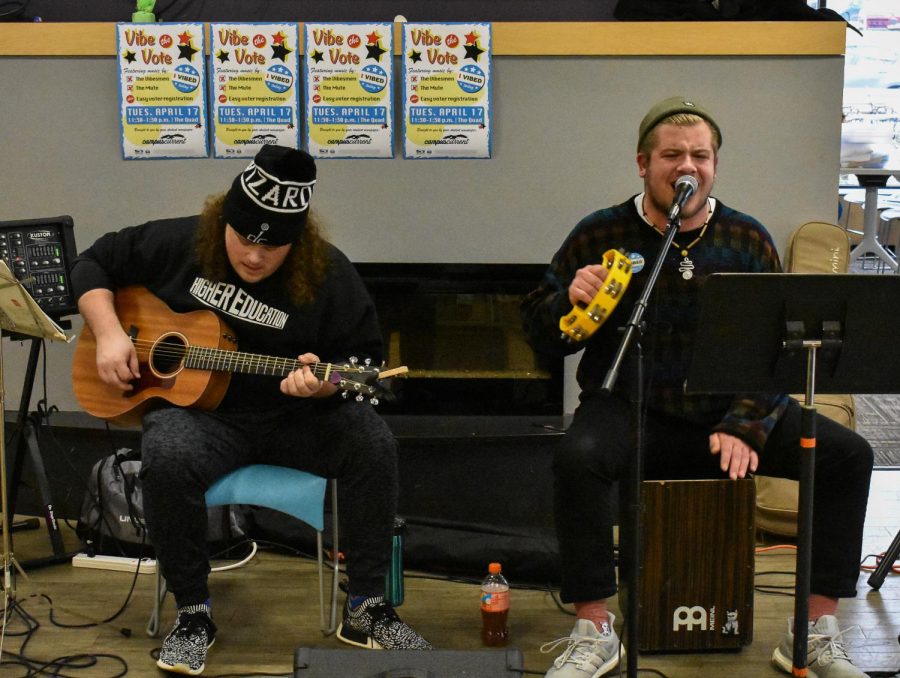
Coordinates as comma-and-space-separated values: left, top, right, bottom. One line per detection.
71, 216, 383, 411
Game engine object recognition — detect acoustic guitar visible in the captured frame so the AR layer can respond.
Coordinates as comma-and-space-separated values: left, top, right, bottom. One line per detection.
71, 286, 406, 427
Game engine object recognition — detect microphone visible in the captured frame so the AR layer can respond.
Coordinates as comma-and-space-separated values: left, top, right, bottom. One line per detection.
667, 175, 699, 221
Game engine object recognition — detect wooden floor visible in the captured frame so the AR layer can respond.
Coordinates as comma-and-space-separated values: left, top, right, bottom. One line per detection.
2, 470, 898, 677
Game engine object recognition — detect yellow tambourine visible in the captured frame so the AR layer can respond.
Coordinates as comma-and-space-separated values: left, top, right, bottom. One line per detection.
559, 249, 633, 342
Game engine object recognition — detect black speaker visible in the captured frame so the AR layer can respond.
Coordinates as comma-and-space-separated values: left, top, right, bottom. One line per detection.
293, 647, 524, 678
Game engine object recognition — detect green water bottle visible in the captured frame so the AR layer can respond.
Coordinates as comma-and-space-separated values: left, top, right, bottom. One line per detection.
385, 517, 405, 606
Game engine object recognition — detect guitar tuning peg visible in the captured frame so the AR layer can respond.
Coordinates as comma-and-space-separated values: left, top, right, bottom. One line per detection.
355, 393, 364, 402
349, 356, 358, 366
341, 391, 349, 399
370, 397, 380, 406
364, 357, 372, 366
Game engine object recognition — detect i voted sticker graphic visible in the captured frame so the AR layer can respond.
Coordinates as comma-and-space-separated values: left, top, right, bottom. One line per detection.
265, 64, 294, 94
359, 64, 388, 94
457, 64, 485, 93
172, 64, 201, 93
629, 252, 646, 273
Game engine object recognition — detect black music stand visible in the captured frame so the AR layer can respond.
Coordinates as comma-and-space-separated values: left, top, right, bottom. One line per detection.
686, 272, 900, 675
0, 261, 72, 607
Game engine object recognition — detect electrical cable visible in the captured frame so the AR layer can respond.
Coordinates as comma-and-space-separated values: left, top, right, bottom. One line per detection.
1, 594, 129, 677
861, 552, 900, 575
210, 541, 258, 573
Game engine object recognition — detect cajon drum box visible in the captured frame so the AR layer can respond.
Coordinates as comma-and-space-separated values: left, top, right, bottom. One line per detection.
622, 479, 756, 652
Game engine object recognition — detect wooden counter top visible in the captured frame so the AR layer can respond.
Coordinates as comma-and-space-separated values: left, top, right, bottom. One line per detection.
0, 21, 845, 57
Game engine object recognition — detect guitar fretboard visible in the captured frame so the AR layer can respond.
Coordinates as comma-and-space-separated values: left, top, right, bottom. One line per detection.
185, 346, 296, 376
183, 346, 341, 380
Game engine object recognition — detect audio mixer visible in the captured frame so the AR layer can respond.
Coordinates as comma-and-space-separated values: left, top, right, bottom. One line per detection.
0, 215, 78, 319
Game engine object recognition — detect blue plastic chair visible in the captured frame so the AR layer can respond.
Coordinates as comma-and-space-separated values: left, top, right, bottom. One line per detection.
146, 465, 339, 637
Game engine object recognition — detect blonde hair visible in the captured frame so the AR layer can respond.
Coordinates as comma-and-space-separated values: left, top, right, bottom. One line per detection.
638, 113, 721, 157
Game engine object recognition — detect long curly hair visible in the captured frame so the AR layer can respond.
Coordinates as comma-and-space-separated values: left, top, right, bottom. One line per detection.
194, 193, 330, 306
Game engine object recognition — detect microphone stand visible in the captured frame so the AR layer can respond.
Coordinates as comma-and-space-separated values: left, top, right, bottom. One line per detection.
601, 215, 679, 677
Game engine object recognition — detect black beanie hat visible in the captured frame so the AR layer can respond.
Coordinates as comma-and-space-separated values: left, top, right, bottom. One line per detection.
222, 145, 317, 246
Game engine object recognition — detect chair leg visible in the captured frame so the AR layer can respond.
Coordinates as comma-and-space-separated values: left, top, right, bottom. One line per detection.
328, 479, 340, 633
318, 479, 340, 636
146, 569, 168, 637
317, 530, 326, 633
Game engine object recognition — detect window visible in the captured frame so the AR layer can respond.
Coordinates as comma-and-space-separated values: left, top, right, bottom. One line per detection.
816, 0, 900, 165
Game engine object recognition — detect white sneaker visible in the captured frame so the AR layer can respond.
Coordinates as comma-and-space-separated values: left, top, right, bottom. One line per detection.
772, 615, 867, 678
541, 613, 623, 678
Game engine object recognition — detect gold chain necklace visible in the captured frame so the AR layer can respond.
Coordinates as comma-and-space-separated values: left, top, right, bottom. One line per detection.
643, 198, 713, 280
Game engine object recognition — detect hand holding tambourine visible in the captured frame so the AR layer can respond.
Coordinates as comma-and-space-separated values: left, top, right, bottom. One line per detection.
559, 249, 633, 342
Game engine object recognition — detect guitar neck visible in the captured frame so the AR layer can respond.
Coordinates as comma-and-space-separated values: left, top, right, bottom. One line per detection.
184, 345, 337, 379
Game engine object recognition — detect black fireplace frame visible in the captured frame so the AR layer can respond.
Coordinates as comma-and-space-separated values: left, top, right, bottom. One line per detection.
354, 262, 564, 417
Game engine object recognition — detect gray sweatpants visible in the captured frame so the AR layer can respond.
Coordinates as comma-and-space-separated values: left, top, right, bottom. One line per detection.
139, 398, 398, 607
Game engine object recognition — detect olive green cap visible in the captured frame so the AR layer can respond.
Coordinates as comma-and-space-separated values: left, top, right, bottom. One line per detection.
637, 96, 722, 152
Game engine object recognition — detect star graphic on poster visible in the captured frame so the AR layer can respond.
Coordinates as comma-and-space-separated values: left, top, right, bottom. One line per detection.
272, 42, 292, 62
408, 49, 422, 63
123, 50, 137, 63
464, 42, 484, 61
465, 31, 479, 45
367, 31, 381, 44
272, 31, 286, 45
366, 42, 386, 61
310, 49, 324, 63
178, 41, 198, 61
216, 49, 230, 63
179, 31, 195, 45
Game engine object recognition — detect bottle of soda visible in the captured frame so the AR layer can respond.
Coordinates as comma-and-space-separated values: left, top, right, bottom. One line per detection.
480, 562, 510, 646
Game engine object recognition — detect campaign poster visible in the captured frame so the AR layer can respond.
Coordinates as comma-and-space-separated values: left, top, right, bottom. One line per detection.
304, 22, 394, 159
402, 23, 492, 159
117, 22, 209, 159
210, 23, 301, 158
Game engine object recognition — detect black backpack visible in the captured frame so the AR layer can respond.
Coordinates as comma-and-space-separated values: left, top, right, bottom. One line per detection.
76, 448, 246, 558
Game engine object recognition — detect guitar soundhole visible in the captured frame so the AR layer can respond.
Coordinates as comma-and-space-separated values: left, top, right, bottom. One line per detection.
150, 333, 188, 377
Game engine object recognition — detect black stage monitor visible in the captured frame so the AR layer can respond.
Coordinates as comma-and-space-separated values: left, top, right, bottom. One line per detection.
0, 215, 79, 320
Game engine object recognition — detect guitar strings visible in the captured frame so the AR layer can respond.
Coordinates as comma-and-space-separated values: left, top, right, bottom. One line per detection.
122, 337, 371, 379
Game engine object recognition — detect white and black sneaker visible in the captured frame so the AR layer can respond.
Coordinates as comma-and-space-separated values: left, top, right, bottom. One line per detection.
336, 595, 432, 650
157, 604, 217, 675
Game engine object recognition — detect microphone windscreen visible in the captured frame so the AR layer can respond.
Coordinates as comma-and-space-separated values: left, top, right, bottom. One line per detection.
676, 175, 698, 193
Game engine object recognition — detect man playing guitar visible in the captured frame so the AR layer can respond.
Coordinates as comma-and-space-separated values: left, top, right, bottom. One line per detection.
72, 145, 431, 675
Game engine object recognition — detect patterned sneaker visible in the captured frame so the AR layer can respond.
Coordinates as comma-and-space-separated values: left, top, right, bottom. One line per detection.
336, 595, 432, 650
772, 615, 867, 678
541, 613, 624, 678
157, 604, 217, 675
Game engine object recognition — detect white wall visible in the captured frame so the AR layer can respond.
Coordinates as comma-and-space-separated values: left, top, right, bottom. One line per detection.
0, 52, 845, 414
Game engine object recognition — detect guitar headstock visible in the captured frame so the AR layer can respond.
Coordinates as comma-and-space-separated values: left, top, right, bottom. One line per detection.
327, 357, 409, 406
